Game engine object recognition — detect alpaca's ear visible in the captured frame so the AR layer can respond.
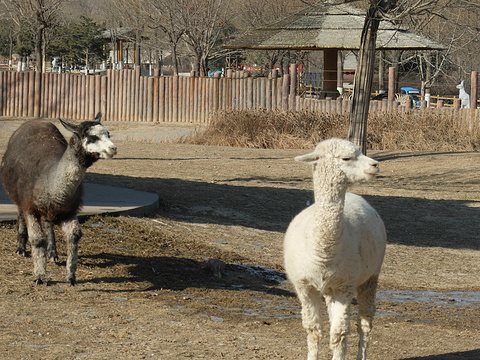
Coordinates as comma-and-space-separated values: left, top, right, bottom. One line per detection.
94, 112, 102, 123
295, 151, 322, 163
59, 119, 80, 133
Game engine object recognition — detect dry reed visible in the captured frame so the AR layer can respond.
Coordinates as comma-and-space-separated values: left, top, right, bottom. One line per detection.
183, 109, 480, 151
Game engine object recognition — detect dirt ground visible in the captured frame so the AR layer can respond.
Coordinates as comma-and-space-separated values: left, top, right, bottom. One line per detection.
0, 119, 479, 360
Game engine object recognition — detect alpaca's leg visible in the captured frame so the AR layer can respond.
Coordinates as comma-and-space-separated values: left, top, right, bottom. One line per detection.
355, 275, 379, 360
43, 220, 58, 262
296, 286, 325, 360
61, 217, 82, 285
325, 289, 353, 360
24, 212, 47, 284
16, 212, 28, 256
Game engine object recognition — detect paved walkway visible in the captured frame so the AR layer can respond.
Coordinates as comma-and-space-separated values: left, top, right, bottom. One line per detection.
0, 183, 159, 222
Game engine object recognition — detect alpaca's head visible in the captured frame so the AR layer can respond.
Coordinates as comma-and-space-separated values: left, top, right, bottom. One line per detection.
60, 113, 117, 162
456, 80, 465, 90
295, 138, 379, 185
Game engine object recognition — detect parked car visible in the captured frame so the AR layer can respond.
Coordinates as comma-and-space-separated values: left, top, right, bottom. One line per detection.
400, 87, 422, 107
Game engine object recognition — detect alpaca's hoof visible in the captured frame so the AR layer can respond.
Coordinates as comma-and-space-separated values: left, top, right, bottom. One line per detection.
34, 276, 47, 285
48, 252, 58, 262
67, 276, 76, 286
16, 248, 27, 257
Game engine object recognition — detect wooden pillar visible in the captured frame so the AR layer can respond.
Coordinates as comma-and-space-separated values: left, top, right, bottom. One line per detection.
0, 72, 4, 116
289, 64, 296, 110
282, 74, 289, 111
89, 75, 95, 119
388, 67, 395, 102
159, 76, 165, 122
471, 71, 478, 109
101, 75, 107, 119
135, 67, 141, 121
189, 76, 195, 121
172, 75, 178, 122
22, 71, 31, 117
147, 76, 153, 121
337, 50, 344, 92
323, 49, 338, 94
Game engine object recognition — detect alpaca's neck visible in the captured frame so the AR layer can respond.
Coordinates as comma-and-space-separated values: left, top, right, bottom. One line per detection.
47, 148, 86, 200
312, 172, 347, 260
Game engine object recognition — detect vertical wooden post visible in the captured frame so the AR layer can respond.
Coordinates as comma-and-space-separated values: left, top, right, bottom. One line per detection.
289, 64, 296, 111
88, 75, 95, 119
58, 73, 65, 118
213, 76, 219, 115
189, 76, 195, 122
201, 76, 207, 122
15, 72, 20, 117
46, 73, 53, 118
0, 72, 4, 116
80, 75, 86, 120
71, 75, 77, 119
260, 78, 266, 109
22, 71, 29, 117
172, 75, 178, 122
282, 74, 289, 111
159, 76, 165, 121
94, 75, 101, 117
135, 67, 141, 121
193, 76, 198, 122
106, 70, 112, 120
142, 76, 148, 121
153, 76, 159, 122
471, 71, 478, 110
101, 75, 107, 119
165, 76, 170, 122
266, 78, 272, 110
323, 49, 337, 94
470, 71, 478, 130
57, 73, 63, 118
145, 76, 152, 122
388, 67, 395, 104
246, 77, 253, 109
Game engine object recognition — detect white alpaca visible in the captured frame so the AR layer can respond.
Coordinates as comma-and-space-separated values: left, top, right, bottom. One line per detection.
284, 138, 386, 360
456, 80, 470, 109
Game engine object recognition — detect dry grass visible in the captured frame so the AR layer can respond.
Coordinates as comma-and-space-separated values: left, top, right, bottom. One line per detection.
183, 109, 480, 151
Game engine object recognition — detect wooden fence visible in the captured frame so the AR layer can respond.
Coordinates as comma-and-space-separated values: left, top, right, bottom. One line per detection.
0, 68, 479, 125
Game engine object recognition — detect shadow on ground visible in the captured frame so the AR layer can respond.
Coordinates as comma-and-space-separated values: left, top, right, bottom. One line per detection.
402, 349, 480, 360
78, 252, 292, 297
84, 172, 480, 251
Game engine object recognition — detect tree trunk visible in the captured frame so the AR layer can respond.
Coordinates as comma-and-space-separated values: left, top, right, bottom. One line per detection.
348, 6, 381, 154
36, 24, 44, 73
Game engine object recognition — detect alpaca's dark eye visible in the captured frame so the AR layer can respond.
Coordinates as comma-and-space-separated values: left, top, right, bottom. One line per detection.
86, 135, 99, 144
342, 157, 353, 161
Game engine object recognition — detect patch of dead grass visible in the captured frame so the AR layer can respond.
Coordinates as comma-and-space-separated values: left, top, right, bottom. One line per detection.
183, 109, 480, 151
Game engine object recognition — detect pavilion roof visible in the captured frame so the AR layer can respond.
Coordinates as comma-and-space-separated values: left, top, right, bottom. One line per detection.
224, 2, 445, 51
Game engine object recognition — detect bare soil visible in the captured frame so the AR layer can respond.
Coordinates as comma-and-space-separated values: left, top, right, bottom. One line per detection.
0, 119, 479, 360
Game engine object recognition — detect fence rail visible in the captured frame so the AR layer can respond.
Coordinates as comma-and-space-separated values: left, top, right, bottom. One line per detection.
0, 69, 479, 126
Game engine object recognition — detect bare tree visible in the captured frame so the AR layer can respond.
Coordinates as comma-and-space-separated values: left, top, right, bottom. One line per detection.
180, 0, 231, 76
347, 0, 455, 153
139, 0, 185, 75
0, 0, 65, 72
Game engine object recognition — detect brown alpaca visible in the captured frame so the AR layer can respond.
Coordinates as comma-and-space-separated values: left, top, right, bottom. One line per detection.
1, 113, 116, 285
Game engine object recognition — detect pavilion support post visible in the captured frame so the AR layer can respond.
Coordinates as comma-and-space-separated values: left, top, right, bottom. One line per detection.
337, 50, 344, 94
388, 67, 396, 109
323, 49, 338, 97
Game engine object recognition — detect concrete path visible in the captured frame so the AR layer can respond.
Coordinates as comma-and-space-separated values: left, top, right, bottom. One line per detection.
0, 183, 159, 222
